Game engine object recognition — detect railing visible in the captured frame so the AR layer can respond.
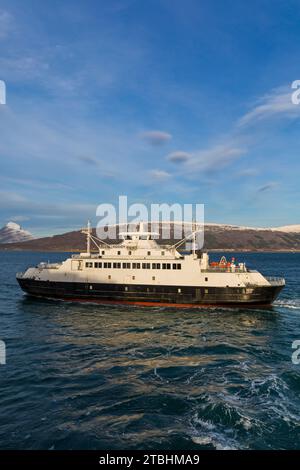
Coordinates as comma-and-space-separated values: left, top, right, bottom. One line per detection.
266, 276, 285, 286
37, 262, 61, 269
203, 267, 248, 273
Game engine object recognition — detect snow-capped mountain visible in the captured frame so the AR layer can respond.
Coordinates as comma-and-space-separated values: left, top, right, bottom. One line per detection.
0, 222, 34, 244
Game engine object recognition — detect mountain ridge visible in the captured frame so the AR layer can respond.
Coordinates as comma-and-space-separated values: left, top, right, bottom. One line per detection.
0, 222, 299, 251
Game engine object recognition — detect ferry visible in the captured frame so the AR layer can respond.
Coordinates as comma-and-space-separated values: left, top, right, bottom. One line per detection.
16, 222, 285, 307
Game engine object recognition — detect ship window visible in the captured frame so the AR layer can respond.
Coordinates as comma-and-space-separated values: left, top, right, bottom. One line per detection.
122, 262, 130, 269
157, 264, 160, 269
104, 262, 112, 268
132, 263, 140, 269
85, 262, 93, 268
152, 263, 159, 269
125, 286, 128, 291
178, 288, 181, 293
152, 276, 155, 280
205, 288, 208, 293
89, 285, 93, 290
147, 251, 151, 256
142, 263, 150, 269
128, 251, 132, 255
95, 262, 102, 268
173, 263, 181, 270
161, 251, 165, 256
205, 277, 208, 281
162, 263, 166, 270
113, 262, 121, 269
108, 275, 111, 280
132, 276, 135, 280
166, 263, 171, 270
117, 251, 121, 255
102, 251, 105, 255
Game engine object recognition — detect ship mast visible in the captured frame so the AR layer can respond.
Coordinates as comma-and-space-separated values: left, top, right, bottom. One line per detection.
192, 219, 196, 257
86, 220, 91, 255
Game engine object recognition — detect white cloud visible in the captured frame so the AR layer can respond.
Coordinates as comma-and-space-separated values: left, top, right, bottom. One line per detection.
238, 86, 300, 126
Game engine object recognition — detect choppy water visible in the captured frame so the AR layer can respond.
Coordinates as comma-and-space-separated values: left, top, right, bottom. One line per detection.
0, 251, 300, 450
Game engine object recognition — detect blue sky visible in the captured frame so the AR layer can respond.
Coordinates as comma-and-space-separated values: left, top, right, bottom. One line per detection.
0, 0, 300, 236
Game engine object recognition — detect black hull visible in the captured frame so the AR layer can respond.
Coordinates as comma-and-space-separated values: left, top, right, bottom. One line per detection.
17, 278, 283, 307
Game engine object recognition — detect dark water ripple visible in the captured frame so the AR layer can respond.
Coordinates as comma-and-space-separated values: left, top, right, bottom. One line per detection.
0, 252, 300, 449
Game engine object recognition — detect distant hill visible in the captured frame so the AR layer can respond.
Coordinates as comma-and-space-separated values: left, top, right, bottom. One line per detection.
0, 223, 299, 252
0, 222, 34, 244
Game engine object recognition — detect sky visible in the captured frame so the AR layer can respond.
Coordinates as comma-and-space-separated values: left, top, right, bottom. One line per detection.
0, 0, 300, 236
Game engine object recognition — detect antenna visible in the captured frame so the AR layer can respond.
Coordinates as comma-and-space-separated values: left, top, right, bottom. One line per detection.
192, 219, 196, 257
87, 220, 91, 255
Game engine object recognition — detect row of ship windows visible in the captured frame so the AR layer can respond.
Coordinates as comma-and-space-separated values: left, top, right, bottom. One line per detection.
99, 250, 165, 256
85, 262, 182, 270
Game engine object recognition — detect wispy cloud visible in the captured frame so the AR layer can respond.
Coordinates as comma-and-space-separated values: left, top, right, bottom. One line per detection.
238, 86, 300, 127
140, 130, 172, 146
0, 10, 15, 39
171, 143, 246, 176
149, 169, 171, 181
162, 84, 299, 181
9, 215, 30, 223
236, 168, 259, 177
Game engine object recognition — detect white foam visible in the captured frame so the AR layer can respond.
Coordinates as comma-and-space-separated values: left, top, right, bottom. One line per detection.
274, 299, 300, 310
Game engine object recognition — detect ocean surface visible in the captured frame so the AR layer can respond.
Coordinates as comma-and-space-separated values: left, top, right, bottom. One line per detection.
0, 251, 300, 450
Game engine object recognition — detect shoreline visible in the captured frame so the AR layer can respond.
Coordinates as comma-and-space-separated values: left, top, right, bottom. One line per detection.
1, 248, 300, 253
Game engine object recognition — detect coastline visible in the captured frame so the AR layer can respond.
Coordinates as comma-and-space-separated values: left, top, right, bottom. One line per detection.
1, 248, 300, 253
